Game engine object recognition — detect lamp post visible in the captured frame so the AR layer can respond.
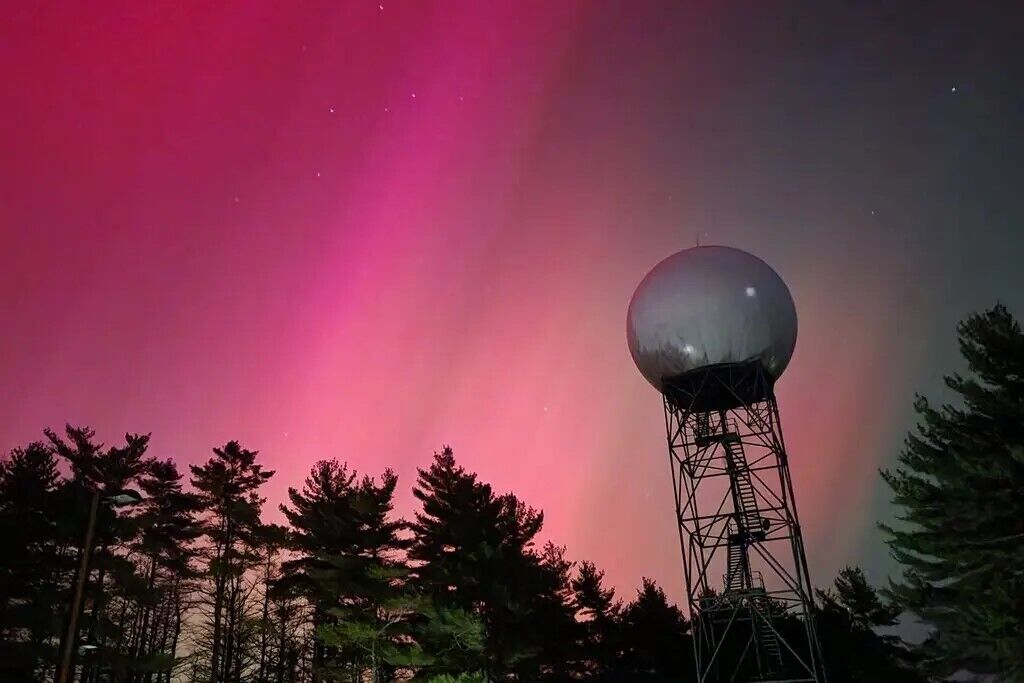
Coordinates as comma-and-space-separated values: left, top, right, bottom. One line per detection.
57, 487, 142, 683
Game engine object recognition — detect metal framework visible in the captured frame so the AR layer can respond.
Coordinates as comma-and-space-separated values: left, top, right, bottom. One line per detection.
661, 361, 825, 683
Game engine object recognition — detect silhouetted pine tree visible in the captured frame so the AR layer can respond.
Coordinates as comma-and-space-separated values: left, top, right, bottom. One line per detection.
253, 523, 290, 683
881, 304, 1024, 680
279, 460, 410, 681
9, 424, 955, 683
266, 582, 306, 683
126, 458, 202, 682
571, 560, 622, 680
409, 447, 577, 680
189, 441, 274, 683
47, 426, 154, 683
614, 578, 690, 682
512, 542, 581, 681
816, 567, 927, 682
278, 459, 353, 680
0, 441, 64, 681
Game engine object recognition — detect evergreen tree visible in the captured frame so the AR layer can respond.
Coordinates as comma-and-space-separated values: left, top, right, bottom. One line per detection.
127, 458, 202, 682
313, 560, 475, 681
266, 583, 306, 683
278, 459, 357, 680
816, 567, 927, 683
46, 426, 154, 683
571, 561, 621, 680
0, 430, 200, 683
614, 578, 690, 682
409, 447, 575, 680
512, 542, 581, 681
881, 304, 1024, 680
190, 440, 274, 683
0, 441, 64, 681
427, 674, 487, 683
279, 459, 409, 681
253, 523, 290, 683
405, 599, 486, 680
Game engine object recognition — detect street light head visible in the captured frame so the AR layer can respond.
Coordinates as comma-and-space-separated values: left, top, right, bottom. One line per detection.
104, 489, 143, 507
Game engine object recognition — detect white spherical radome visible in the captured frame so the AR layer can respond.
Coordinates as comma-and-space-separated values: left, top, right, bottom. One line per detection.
627, 246, 798, 393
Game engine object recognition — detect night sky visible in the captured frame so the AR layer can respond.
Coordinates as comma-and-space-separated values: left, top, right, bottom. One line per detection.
2, 1, 1023, 604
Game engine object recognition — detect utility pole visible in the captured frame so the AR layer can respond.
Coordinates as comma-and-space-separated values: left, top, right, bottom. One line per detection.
57, 486, 142, 683
58, 488, 100, 683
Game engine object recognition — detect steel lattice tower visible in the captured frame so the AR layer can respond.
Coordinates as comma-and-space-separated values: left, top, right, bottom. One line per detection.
661, 360, 825, 683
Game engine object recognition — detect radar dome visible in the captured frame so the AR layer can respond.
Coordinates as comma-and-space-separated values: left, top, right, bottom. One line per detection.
627, 246, 797, 393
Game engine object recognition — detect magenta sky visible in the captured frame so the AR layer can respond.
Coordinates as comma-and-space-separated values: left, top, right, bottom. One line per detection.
3, 2, 1021, 604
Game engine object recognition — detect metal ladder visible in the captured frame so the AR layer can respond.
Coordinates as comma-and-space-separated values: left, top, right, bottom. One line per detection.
719, 422, 782, 676
752, 590, 783, 674
722, 430, 765, 540
725, 532, 749, 591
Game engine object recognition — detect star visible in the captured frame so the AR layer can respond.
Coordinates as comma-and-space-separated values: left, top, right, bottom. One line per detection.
411, 92, 417, 99
315, 171, 321, 177
232, 196, 240, 203
329, 107, 335, 113
951, 86, 957, 93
